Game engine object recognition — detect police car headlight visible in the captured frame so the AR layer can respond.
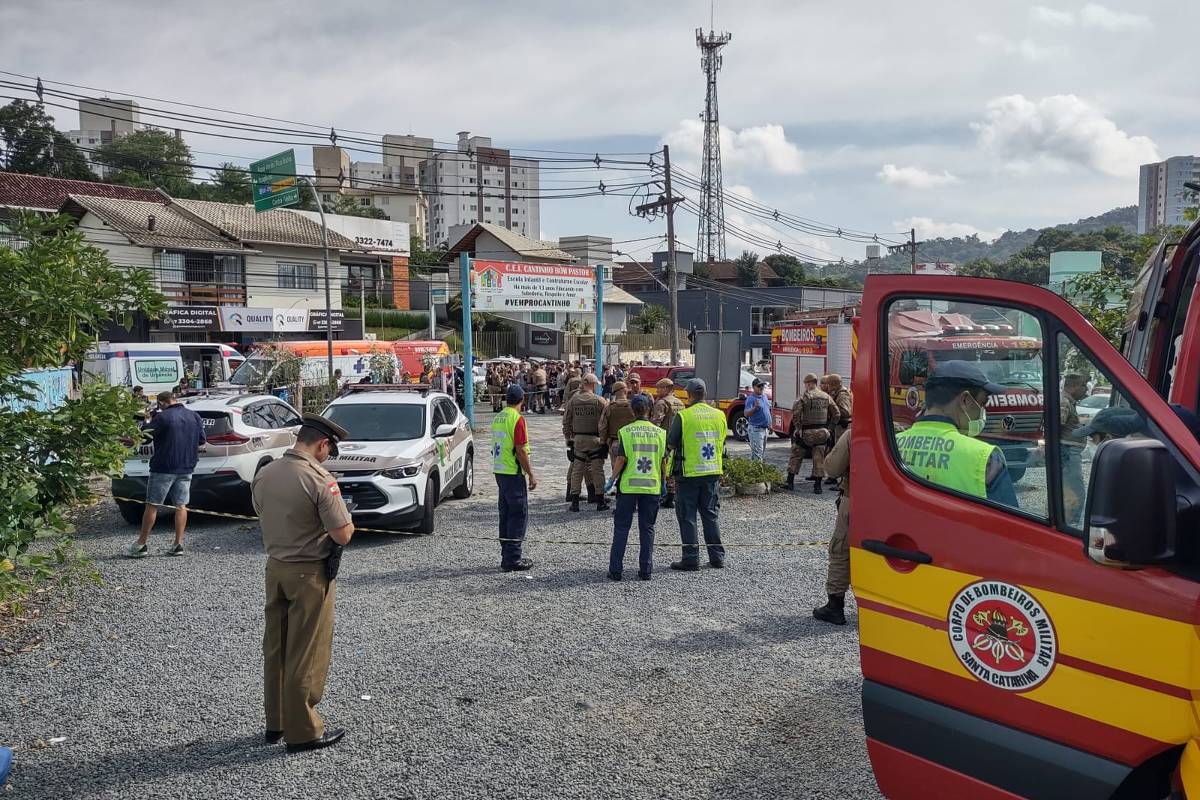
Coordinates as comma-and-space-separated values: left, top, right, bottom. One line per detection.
379, 464, 421, 479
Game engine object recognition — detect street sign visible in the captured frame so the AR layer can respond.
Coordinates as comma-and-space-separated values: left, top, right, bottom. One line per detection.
431, 287, 449, 304
250, 149, 300, 212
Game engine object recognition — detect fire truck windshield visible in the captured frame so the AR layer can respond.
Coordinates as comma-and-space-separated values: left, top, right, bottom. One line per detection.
953, 349, 1043, 387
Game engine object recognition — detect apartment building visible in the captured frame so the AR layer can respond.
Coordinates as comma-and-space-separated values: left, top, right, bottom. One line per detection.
1138, 155, 1200, 234
63, 97, 144, 178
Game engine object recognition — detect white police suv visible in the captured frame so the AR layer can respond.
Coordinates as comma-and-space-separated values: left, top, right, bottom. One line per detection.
320, 386, 473, 535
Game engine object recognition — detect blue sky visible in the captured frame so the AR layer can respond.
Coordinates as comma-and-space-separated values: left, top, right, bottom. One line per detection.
2, 0, 1190, 262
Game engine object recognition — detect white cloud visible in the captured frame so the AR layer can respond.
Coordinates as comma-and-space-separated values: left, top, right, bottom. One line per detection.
1028, 4, 1152, 30
896, 216, 1006, 243
972, 94, 1159, 177
878, 163, 961, 189
663, 119, 805, 176
1080, 4, 1152, 30
1030, 5, 1075, 26
975, 33, 1061, 62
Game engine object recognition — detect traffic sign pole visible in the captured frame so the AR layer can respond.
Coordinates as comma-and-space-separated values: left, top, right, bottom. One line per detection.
299, 177, 334, 385
594, 263, 604, 378
460, 252, 474, 428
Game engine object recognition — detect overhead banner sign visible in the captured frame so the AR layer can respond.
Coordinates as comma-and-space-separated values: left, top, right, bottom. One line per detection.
219, 307, 308, 333
308, 309, 345, 331
771, 324, 828, 356
914, 261, 958, 276
470, 260, 594, 312
157, 306, 221, 331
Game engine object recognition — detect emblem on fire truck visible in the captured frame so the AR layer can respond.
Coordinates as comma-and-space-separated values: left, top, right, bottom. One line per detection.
947, 580, 1057, 692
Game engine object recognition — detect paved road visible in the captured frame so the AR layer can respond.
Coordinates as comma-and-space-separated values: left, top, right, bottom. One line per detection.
1, 410, 882, 800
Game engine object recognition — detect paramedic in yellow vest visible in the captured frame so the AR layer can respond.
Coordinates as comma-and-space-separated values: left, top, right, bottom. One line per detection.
491, 385, 538, 572
606, 394, 668, 581
895, 361, 1019, 508
667, 379, 727, 571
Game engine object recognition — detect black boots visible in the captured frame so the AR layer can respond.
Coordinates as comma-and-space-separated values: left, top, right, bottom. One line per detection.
569, 496, 580, 512
785, 472, 795, 491
813, 593, 846, 625
586, 484, 598, 504
596, 497, 611, 511
660, 492, 675, 509
813, 478, 823, 495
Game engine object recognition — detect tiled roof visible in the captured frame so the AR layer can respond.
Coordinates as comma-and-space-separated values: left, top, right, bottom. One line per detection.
700, 260, 783, 284
171, 198, 359, 251
0, 172, 162, 211
446, 222, 577, 262
603, 284, 643, 306
62, 195, 251, 254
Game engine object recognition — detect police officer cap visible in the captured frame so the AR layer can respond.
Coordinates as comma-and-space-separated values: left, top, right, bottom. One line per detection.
300, 413, 349, 457
803, 373, 819, 383
611, 380, 627, 394
630, 393, 652, 413
628, 372, 642, 383
685, 378, 706, 394
505, 384, 525, 404
1073, 407, 1146, 439
656, 378, 674, 389
925, 361, 1007, 395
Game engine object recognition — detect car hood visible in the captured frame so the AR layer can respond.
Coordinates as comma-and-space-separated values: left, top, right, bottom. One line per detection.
324, 438, 431, 470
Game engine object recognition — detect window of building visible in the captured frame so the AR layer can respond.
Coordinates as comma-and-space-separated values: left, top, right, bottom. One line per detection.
379, 196, 389, 205
485, 206, 492, 212
750, 306, 791, 336
159, 252, 185, 283
358, 197, 370, 206
278, 262, 317, 290
484, 179, 491, 185
531, 312, 555, 324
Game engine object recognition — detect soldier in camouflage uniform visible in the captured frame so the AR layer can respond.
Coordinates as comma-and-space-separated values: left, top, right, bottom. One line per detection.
786, 373, 837, 494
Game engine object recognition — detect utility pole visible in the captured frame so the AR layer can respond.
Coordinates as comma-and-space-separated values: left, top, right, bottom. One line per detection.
887, 229, 922, 275
910, 227, 917, 275
636, 145, 685, 364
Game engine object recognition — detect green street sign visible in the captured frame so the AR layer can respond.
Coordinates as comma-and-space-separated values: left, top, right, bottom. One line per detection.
250, 149, 300, 212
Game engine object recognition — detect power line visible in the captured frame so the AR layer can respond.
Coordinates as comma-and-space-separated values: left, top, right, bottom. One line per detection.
0, 75, 659, 161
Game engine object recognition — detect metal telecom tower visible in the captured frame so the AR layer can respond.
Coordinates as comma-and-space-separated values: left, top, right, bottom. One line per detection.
695, 25, 731, 264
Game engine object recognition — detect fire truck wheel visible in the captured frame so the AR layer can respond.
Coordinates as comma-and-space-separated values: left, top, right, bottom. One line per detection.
729, 410, 749, 441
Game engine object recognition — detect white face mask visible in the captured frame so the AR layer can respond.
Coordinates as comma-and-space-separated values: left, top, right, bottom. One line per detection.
963, 393, 987, 438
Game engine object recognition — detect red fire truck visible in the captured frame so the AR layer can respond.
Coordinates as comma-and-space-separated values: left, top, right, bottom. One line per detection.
887, 307, 1044, 481
759, 321, 857, 437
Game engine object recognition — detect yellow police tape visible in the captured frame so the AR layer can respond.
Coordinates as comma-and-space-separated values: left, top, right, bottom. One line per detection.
111, 496, 830, 549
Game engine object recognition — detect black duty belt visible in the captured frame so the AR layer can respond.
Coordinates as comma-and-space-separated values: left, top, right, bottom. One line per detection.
800, 424, 828, 430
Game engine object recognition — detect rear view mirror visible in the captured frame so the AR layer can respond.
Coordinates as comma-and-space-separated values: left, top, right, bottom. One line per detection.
434, 423, 456, 438
1085, 438, 1176, 566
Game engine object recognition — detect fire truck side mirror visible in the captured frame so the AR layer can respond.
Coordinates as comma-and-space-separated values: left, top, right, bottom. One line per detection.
1084, 438, 1176, 566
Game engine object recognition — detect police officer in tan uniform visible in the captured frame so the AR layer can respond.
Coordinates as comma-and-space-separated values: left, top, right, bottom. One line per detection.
563, 373, 609, 512
252, 413, 355, 753
599, 380, 637, 458
824, 373, 853, 485
651, 378, 684, 508
786, 373, 837, 494
563, 368, 583, 409
814, 423, 852, 625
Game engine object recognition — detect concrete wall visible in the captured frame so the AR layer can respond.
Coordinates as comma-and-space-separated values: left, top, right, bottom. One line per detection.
245, 245, 345, 310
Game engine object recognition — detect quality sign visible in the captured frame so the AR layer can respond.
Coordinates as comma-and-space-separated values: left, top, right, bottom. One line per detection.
470, 260, 595, 313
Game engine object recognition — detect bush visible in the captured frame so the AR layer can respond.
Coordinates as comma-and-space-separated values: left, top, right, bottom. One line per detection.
721, 456, 783, 488
0, 213, 164, 604
365, 308, 431, 329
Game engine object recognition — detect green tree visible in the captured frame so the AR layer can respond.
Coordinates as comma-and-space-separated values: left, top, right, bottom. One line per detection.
0, 100, 95, 180
733, 250, 760, 287
0, 214, 164, 603
198, 162, 252, 204
95, 129, 193, 196
693, 259, 713, 280
628, 303, 669, 333
763, 253, 806, 285
410, 233, 448, 273
1064, 268, 1132, 348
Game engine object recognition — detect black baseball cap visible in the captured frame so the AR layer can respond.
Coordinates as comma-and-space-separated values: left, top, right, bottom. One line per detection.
505, 384, 525, 404
925, 361, 1007, 395
300, 412, 349, 457
752, 378, 765, 388
630, 393, 652, 413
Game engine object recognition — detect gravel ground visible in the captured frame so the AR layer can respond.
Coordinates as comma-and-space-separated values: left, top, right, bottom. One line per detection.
1, 410, 882, 800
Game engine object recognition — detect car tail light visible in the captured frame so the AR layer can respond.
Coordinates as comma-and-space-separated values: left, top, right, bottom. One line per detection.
206, 432, 251, 445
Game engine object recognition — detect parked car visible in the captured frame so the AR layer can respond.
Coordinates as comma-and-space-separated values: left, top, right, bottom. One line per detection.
320, 386, 473, 535
112, 393, 302, 523
1075, 392, 1112, 424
